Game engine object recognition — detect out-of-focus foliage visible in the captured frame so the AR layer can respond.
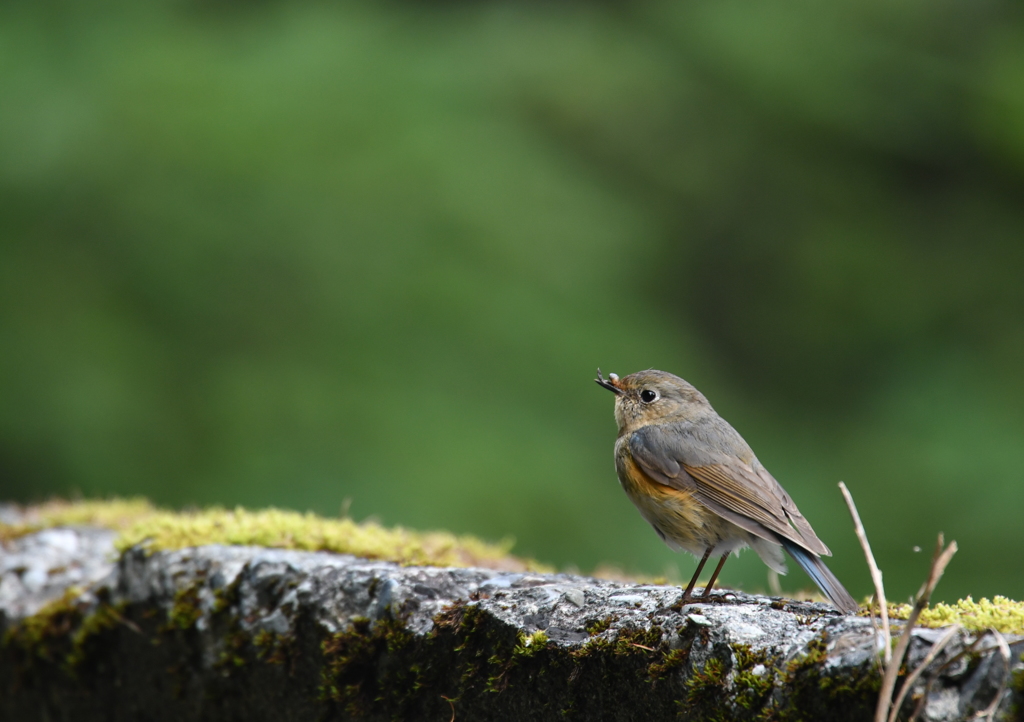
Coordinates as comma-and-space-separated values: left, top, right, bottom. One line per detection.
2, 0, 1023, 602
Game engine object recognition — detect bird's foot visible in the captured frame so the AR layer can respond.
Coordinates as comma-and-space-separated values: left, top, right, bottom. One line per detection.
669, 589, 736, 611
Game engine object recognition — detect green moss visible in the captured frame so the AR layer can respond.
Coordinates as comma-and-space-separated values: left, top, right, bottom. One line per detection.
320, 616, 378, 712
584, 615, 614, 636
617, 626, 662, 654
320, 614, 424, 716
253, 629, 295, 666
165, 585, 203, 632
115, 506, 529, 570
318, 599, 570, 718
0, 498, 548, 573
211, 580, 240, 614
65, 598, 126, 670
513, 630, 549, 659
215, 626, 251, 670
681, 657, 729, 720
774, 635, 882, 722
732, 645, 776, 710
1, 587, 130, 678
1, 587, 85, 667
790, 636, 828, 670
816, 668, 883, 713
647, 648, 689, 681
887, 596, 1024, 634
1009, 656, 1024, 721
0, 498, 157, 543
570, 624, 664, 668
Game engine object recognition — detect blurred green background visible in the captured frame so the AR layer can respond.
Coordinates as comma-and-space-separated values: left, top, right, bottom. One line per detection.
3, 0, 1024, 604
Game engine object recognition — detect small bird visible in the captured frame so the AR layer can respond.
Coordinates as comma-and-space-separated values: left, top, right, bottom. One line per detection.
595, 368, 858, 614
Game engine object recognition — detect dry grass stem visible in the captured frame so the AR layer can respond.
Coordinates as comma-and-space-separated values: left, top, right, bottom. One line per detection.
441, 695, 456, 722
867, 595, 882, 667
878, 533, 957, 722
886, 623, 961, 722
839, 482, 890, 663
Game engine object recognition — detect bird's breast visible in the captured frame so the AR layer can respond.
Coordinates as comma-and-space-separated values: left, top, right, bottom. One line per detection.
614, 442, 733, 556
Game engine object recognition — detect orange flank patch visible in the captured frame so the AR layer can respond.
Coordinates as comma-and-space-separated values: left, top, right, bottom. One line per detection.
616, 453, 723, 554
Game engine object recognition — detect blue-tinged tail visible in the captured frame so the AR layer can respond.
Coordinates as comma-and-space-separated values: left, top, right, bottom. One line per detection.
781, 538, 859, 614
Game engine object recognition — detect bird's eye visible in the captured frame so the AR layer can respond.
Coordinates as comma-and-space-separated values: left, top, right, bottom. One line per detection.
640, 389, 658, 404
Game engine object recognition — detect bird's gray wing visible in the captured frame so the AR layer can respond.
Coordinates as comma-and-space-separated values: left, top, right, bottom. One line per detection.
628, 423, 830, 556
753, 463, 832, 556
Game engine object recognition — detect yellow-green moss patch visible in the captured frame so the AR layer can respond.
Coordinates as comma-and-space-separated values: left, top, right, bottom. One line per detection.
0, 498, 157, 542
1, 499, 549, 573
887, 596, 1024, 634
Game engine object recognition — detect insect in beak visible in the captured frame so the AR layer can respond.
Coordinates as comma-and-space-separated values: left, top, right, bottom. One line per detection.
595, 368, 623, 395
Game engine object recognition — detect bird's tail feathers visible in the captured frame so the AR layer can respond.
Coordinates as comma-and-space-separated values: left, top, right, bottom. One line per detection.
749, 536, 787, 574
780, 538, 859, 614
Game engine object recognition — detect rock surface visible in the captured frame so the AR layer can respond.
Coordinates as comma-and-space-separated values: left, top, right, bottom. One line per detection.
1, 524, 1022, 721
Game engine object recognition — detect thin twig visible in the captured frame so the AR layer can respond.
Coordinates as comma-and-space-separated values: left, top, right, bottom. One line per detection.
971, 629, 1012, 721
879, 534, 957, 722
839, 482, 890, 663
887, 623, 961, 722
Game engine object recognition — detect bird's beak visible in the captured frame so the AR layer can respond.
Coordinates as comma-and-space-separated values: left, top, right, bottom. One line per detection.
595, 368, 623, 395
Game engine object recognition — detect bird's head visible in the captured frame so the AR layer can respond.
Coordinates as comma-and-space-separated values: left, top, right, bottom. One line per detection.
595, 368, 712, 433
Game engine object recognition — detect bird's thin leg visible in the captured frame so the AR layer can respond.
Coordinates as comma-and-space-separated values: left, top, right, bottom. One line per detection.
699, 554, 730, 599
681, 546, 715, 601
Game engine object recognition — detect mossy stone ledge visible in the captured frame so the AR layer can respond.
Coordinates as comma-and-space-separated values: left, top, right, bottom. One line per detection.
2, 502, 1023, 721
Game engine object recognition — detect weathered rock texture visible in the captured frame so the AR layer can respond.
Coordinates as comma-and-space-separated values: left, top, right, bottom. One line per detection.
1, 525, 1022, 721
